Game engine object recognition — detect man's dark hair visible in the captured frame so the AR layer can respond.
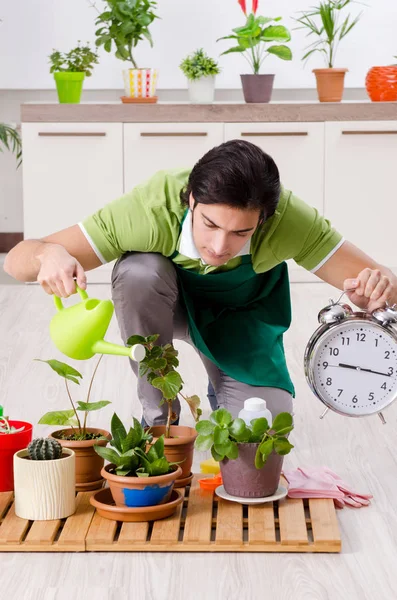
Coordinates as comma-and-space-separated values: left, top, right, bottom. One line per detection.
180, 139, 280, 220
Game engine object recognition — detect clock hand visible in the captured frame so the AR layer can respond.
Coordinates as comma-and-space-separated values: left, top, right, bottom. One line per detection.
338, 363, 391, 377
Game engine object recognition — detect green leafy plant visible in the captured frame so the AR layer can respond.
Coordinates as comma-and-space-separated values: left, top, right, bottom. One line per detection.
94, 412, 176, 477
195, 408, 294, 469
27, 438, 63, 461
0, 414, 25, 434
0, 123, 22, 168
35, 356, 111, 441
180, 48, 220, 81
91, 0, 159, 69
217, 0, 292, 75
49, 41, 99, 76
294, 1, 363, 68
126, 334, 202, 438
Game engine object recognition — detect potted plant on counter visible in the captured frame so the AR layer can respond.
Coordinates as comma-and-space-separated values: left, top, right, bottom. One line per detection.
13, 437, 76, 521
92, 0, 160, 103
49, 41, 99, 104
0, 409, 33, 492
294, 0, 363, 102
217, 0, 292, 103
195, 408, 294, 498
35, 356, 111, 491
94, 413, 182, 512
127, 334, 201, 487
180, 48, 220, 104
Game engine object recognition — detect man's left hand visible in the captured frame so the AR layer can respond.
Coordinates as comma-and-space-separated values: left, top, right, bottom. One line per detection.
344, 268, 396, 313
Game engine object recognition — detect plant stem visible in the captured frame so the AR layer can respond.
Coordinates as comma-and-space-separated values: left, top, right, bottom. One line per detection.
83, 355, 103, 435
65, 380, 82, 432
128, 43, 138, 69
166, 400, 172, 439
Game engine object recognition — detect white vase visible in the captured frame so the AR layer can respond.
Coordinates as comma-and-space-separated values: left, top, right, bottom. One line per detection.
188, 76, 216, 103
14, 447, 76, 520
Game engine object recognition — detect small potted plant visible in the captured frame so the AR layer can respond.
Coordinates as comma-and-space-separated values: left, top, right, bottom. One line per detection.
35, 356, 111, 491
195, 408, 294, 497
49, 41, 99, 104
92, 0, 160, 102
13, 438, 76, 521
294, 0, 363, 102
366, 55, 397, 102
179, 48, 220, 104
94, 413, 182, 512
0, 123, 22, 167
0, 409, 33, 492
217, 0, 292, 103
127, 334, 201, 487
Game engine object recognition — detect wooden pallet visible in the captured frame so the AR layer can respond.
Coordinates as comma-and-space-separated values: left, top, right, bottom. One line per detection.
0, 475, 341, 553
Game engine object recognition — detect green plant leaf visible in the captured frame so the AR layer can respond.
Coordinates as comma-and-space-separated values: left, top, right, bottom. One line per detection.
214, 425, 230, 446
148, 358, 167, 370
147, 435, 165, 462
250, 418, 270, 440
148, 456, 170, 476
183, 395, 202, 422
224, 440, 238, 460
261, 25, 291, 43
94, 446, 121, 465
210, 408, 232, 427
38, 410, 76, 426
76, 400, 111, 412
211, 446, 224, 461
273, 438, 294, 456
255, 447, 265, 469
228, 418, 251, 442
34, 359, 82, 384
195, 434, 213, 452
196, 420, 215, 436
151, 370, 183, 399
259, 438, 274, 457
110, 412, 127, 453
272, 413, 293, 433
220, 46, 245, 56
267, 45, 293, 60
126, 334, 146, 346
146, 334, 160, 343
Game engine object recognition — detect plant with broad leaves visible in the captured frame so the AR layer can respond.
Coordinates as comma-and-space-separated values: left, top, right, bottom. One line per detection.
195, 408, 294, 469
180, 48, 220, 81
94, 412, 177, 477
0, 123, 22, 168
49, 41, 99, 76
217, 0, 292, 75
294, 1, 363, 68
90, 0, 159, 70
35, 356, 111, 441
127, 334, 202, 438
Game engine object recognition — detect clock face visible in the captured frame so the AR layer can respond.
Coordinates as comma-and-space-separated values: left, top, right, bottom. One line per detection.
309, 319, 397, 416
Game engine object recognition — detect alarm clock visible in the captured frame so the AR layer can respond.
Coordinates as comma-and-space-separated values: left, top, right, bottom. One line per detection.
304, 291, 397, 424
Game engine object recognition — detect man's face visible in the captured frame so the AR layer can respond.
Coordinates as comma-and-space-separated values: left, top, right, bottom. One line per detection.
189, 194, 262, 267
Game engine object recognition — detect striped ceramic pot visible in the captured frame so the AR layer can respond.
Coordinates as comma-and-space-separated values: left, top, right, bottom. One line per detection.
122, 68, 159, 99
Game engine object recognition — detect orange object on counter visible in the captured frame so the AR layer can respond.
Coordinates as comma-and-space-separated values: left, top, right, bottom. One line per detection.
198, 473, 223, 491
365, 66, 397, 102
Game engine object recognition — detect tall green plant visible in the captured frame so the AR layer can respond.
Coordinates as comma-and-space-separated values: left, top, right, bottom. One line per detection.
294, 1, 363, 68
92, 0, 159, 69
0, 124, 22, 168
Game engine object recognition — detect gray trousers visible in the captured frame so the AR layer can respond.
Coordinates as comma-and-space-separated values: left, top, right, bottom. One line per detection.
111, 252, 294, 426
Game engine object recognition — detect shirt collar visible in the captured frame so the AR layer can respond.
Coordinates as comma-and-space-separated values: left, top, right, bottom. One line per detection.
178, 210, 251, 264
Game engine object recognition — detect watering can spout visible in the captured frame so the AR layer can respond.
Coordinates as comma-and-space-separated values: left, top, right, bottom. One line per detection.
50, 284, 146, 362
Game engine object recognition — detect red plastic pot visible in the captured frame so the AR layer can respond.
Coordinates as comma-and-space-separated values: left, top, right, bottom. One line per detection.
0, 421, 33, 491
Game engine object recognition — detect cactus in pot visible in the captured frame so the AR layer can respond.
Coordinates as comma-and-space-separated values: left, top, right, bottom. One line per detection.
28, 437, 63, 461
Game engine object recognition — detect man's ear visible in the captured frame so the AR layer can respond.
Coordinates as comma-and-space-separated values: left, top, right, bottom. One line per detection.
189, 193, 195, 211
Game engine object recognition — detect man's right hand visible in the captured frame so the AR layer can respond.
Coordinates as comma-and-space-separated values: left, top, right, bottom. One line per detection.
36, 243, 87, 298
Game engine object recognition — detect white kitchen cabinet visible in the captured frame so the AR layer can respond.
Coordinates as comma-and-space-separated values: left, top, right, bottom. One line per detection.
123, 123, 224, 191
325, 121, 397, 271
224, 122, 325, 215
22, 122, 123, 240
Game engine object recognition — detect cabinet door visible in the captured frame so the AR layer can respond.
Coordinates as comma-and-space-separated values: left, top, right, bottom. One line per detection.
22, 123, 123, 239
123, 123, 224, 191
225, 122, 325, 282
325, 121, 397, 271
224, 122, 324, 214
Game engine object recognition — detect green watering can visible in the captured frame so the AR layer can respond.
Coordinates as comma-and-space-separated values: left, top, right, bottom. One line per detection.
49, 284, 145, 362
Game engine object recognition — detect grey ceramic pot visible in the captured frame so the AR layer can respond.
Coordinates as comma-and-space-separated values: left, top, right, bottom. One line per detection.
240, 74, 275, 103
220, 443, 283, 498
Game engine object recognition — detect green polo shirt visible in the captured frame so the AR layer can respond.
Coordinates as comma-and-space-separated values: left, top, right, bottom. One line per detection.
78, 167, 343, 274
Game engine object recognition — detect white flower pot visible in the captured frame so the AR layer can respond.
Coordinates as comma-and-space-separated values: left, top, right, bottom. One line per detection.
122, 68, 159, 99
13, 448, 76, 520
188, 75, 216, 104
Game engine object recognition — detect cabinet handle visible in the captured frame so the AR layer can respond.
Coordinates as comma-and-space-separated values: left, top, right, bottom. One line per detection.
342, 130, 397, 135
241, 131, 308, 137
38, 132, 107, 137
140, 132, 208, 137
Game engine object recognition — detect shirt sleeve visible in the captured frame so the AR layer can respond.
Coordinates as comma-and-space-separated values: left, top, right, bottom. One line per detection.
269, 190, 344, 272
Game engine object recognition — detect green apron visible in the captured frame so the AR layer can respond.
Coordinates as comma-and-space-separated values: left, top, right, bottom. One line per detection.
172, 218, 295, 397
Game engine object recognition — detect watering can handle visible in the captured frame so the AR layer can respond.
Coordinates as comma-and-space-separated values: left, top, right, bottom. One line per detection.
53, 283, 89, 311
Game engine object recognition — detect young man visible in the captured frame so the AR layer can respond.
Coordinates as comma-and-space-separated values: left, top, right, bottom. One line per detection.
4, 140, 396, 426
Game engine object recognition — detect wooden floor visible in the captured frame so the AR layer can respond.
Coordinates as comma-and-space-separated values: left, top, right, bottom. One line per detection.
1, 272, 397, 599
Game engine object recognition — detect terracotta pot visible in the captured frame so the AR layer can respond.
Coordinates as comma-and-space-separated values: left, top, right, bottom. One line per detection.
102, 463, 182, 508
240, 74, 275, 103
50, 427, 111, 491
220, 443, 284, 498
148, 425, 197, 485
365, 66, 397, 102
313, 68, 347, 102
